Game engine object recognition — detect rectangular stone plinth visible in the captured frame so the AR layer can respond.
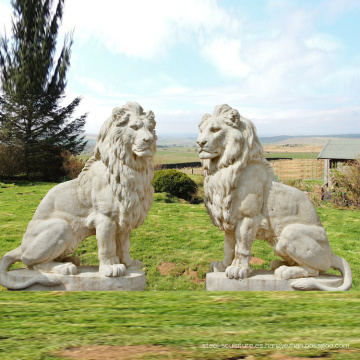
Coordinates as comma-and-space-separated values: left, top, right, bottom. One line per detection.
9, 266, 146, 291
206, 270, 343, 291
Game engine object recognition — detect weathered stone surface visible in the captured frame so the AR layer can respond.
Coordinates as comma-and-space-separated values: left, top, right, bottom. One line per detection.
9, 267, 146, 291
197, 104, 352, 291
206, 270, 343, 291
0, 102, 156, 290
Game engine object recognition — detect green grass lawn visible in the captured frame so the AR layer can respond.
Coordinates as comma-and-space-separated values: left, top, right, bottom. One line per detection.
0, 292, 359, 360
0, 181, 359, 359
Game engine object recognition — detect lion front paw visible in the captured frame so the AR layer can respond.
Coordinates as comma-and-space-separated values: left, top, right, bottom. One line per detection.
210, 261, 226, 272
99, 263, 126, 277
127, 259, 143, 270
225, 266, 250, 279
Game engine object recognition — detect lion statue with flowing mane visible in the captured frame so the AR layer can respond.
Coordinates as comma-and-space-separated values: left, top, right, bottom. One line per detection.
197, 104, 352, 291
0, 101, 156, 290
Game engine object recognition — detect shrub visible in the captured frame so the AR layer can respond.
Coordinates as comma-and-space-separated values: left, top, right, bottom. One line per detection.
330, 158, 360, 208
62, 151, 85, 180
152, 169, 198, 202
0, 143, 24, 176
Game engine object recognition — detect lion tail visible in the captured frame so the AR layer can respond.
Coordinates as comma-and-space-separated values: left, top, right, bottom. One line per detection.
291, 254, 352, 291
0, 247, 61, 290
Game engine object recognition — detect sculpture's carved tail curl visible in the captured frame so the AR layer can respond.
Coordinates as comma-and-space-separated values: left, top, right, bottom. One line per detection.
0, 247, 61, 290
291, 254, 352, 291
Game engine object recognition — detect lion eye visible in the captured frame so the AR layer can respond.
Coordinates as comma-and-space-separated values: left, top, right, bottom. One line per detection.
130, 124, 140, 130
211, 127, 221, 133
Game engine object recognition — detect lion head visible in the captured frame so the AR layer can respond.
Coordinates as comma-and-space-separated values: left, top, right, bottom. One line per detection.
94, 101, 157, 172
197, 104, 264, 174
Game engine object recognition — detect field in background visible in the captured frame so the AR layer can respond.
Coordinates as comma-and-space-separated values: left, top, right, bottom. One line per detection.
154, 143, 322, 165
154, 146, 198, 164
80, 135, 325, 181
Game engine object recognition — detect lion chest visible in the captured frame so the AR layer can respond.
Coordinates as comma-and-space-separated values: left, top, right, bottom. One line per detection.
117, 184, 153, 230
115, 169, 154, 231
204, 165, 266, 231
85, 161, 153, 231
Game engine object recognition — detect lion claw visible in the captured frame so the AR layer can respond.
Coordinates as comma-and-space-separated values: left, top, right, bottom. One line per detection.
99, 263, 126, 277
225, 266, 250, 279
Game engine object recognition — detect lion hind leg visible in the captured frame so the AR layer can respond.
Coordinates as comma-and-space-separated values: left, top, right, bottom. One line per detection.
21, 219, 75, 270
60, 255, 81, 267
270, 260, 290, 270
33, 261, 77, 275
275, 264, 319, 280
275, 223, 332, 273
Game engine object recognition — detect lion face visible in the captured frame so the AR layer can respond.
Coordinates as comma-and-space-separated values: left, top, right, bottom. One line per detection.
124, 113, 156, 158
197, 117, 228, 160
94, 101, 157, 173
197, 104, 265, 173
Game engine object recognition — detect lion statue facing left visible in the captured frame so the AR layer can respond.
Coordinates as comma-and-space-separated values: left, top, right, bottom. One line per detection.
0, 101, 156, 290
197, 104, 352, 291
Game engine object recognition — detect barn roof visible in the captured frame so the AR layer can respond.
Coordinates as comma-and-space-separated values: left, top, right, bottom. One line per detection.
317, 139, 360, 160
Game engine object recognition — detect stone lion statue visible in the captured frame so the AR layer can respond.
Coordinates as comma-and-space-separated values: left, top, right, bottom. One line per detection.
0, 101, 156, 290
197, 104, 352, 291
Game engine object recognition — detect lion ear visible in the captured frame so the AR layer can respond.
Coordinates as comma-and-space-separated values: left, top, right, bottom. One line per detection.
112, 107, 129, 127
145, 110, 155, 123
227, 109, 241, 127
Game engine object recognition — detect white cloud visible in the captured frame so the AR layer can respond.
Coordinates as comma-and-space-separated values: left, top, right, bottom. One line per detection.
320, 0, 360, 19
202, 37, 252, 78
161, 85, 190, 96
1, 0, 358, 137
75, 76, 107, 95
62, 0, 234, 60
305, 33, 342, 52
0, 2, 12, 35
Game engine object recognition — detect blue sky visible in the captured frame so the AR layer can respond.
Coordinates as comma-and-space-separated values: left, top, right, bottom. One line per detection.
1, 0, 359, 136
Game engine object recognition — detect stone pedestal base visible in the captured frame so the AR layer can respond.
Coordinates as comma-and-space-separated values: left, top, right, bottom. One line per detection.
206, 270, 343, 291
9, 266, 146, 291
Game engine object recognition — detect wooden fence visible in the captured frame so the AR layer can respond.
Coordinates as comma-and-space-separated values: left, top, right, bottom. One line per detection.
269, 159, 324, 180
172, 159, 325, 181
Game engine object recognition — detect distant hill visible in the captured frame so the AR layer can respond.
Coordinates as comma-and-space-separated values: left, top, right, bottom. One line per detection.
260, 134, 360, 145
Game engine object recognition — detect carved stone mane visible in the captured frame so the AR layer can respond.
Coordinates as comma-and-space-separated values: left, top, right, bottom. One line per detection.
200, 104, 274, 231
79, 102, 155, 230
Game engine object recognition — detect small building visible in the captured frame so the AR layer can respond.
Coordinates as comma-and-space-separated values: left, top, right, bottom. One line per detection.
317, 138, 360, 185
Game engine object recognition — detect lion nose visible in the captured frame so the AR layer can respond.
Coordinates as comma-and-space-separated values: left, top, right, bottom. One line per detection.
197, 139, 207, 147
143, 132, 153, 142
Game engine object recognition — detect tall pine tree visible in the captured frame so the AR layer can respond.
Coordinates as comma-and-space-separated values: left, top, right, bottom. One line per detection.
0, 0, 87, 180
